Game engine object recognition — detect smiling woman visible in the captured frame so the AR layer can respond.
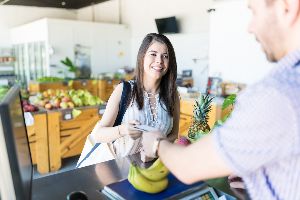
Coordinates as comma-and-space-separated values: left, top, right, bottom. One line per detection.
88, 33, 180, 163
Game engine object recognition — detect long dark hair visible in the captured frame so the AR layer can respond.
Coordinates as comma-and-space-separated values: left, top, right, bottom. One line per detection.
132, 33, 177, 117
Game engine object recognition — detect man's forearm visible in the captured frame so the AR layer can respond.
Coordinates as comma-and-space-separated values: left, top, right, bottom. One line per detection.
157, 139, 192, 183
157, 135, 233, 184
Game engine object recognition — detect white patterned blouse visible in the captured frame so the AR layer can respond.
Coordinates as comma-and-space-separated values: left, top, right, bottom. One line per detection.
113, 81, 173, 157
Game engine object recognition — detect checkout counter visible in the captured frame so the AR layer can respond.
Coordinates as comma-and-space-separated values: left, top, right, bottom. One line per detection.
32, 153, 237, 200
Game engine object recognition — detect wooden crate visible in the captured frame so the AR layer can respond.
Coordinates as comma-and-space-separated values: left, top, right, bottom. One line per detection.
72, 79, 98, 96
26, 111, 49, 174
28, 81, 71, 95
47, 106, 102, 172
98, 79, 121, 102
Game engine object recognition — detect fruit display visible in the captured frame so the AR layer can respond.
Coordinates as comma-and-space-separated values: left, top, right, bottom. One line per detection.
0, 86, 9, 100
128, 158, 169, 194
188, 94, 214, 142
22, 99, 39, 112
33, 88, 105, 110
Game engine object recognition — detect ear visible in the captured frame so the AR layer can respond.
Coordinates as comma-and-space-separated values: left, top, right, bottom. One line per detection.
282, 0, 300, 25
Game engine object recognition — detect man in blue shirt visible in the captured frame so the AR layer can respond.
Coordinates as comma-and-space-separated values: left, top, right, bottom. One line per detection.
142, 0, 300, 199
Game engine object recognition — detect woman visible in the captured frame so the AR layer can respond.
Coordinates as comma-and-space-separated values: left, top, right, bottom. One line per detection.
90, 33, 179, 160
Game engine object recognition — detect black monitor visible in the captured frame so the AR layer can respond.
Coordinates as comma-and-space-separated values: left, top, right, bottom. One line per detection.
0, 86, 32, 200
155, 16, 179, 34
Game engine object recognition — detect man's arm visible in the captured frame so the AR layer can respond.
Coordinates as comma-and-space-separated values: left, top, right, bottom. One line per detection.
142, 133, 232, 184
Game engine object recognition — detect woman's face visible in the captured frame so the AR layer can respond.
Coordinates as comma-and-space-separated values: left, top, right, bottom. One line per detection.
143, 41, 169, 81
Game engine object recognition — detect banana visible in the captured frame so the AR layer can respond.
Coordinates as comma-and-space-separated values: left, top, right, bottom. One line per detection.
128, 164, 169, 194
137, 158, 169, 181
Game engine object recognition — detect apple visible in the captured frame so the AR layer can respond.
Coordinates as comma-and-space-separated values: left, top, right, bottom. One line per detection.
39, 100, 46, 107
42, 91, 49, 98
22, 100, 29, 106
44, 103, 52, 110
53, 98, 61, 107
67, 102, 75, 108
60, 102, 68, 109
62, 96, 70, 102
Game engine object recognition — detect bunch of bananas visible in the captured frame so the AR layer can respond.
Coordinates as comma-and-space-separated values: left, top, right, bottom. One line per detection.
128, 158, 169, 194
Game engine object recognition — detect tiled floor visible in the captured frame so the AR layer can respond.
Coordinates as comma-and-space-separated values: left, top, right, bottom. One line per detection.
33, 155, 79, 179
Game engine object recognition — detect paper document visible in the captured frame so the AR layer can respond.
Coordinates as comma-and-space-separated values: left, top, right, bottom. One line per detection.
133, 125, 158, 132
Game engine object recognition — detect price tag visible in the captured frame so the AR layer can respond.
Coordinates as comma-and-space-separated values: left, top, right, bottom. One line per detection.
24, 112, 34, 126
64, 113, 72, 120
62, 81, 69, 86
98, 104, 106, 115
61, 109, 73, 120
81, 80, 87, 86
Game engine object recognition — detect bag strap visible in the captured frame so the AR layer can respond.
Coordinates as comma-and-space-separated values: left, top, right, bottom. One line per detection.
76, 143, 100, 168
76, 81, 132, 168
113, 80, 132, 126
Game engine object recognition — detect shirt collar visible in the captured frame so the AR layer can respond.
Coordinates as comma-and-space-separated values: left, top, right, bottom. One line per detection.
277, 49, 300, 69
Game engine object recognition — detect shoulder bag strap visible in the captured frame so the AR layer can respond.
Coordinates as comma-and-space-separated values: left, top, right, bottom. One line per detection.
113, 80, 132, 126
76, 81, 132, 168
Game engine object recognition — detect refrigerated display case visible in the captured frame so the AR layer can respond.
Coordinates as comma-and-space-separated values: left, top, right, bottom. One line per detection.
14, 41, 47, 86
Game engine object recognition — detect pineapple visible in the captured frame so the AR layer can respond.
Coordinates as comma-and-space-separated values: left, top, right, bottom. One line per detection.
188, 94, 214, 140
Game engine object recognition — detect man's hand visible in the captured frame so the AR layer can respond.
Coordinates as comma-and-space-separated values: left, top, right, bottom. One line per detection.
119, 120, 142, 140
228, 174, 245, 189
141, 131, 164, 157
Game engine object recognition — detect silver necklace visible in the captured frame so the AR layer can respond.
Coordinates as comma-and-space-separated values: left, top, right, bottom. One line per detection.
145, 91, 158, 125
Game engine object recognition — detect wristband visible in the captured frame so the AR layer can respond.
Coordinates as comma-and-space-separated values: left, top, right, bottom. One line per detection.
152, 137, 165, 157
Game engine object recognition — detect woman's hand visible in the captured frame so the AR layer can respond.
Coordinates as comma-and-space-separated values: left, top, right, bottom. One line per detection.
119, 120, 142, 140
140, 150, 155, 162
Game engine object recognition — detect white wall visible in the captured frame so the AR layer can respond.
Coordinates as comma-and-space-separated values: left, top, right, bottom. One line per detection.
46, 19, 131, 76
11, 18, 131, 77
0, 5, 77, 47
2, 1, 214, 91
77, 0, 213, 91
209, 0, 273, 84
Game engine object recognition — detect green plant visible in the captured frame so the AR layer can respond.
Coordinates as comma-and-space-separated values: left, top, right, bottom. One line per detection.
213, 94, 237, 128
60, 57, 77, 73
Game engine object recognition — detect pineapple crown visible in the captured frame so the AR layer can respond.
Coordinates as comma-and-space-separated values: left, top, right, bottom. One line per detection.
193, 94, 214, 124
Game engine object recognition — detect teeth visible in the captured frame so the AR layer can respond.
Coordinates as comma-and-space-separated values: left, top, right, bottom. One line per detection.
151, 66, 163, 71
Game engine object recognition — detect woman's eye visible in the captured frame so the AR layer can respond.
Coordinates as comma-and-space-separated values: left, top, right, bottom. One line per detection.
163, 55, 169, 59
150, 53, 156, 56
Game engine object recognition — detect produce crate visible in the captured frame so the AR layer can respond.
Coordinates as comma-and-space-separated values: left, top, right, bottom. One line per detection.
98, 79, 121, 102
28, 81, 71, 95
47, 106, 103, 172
71, 79, 98, 96
25, 111, 50, 174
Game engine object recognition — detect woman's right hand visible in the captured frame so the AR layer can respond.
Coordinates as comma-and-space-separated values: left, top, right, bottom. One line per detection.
119, 120, 142, 140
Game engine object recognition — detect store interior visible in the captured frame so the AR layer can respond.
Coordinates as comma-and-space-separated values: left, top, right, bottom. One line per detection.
0, 0, 274, 199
